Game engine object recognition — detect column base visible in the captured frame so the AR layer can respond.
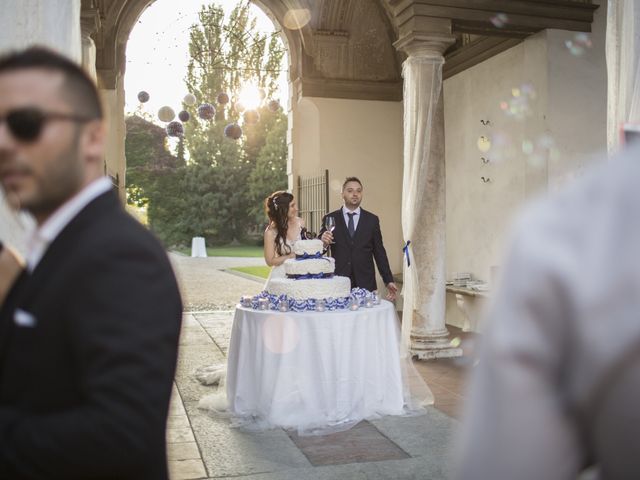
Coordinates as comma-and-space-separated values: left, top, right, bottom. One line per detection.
410, 328, 462, 360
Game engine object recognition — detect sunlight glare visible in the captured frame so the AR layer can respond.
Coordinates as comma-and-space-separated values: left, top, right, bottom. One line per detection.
238, 83, 262, 110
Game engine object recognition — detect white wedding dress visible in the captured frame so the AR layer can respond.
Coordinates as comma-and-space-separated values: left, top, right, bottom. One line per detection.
263, 235, 296, 291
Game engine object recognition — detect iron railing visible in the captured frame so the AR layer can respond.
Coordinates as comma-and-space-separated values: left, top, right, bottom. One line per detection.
297, 170, 329, 237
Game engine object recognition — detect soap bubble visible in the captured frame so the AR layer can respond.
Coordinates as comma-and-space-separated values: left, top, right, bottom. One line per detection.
490, 13, 509, 28
565, 33, 592, 56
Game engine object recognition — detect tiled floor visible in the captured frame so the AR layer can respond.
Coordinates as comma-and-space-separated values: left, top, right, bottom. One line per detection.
288, 420, 411, 466
413, 326, 477, 421
166, 384, 207, 479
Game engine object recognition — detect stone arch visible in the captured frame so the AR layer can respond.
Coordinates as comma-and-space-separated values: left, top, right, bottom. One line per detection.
90, 0, 306, 198
89, 0, 404, 198
93, 0, 310, 90
92, 0, 402, 98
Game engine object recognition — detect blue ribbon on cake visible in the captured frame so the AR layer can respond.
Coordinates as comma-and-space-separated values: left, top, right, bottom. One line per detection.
286, 273, 334, 279
294, 252, 324, 260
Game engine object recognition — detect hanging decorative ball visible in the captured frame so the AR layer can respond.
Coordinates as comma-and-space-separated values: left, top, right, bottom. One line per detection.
217, 92, 230, 105
198, 103, 216, 120
158, 106, 176, 122
137, 91, 150, 103
166, 121, 184, 137
243, 109, 260, 125
224, 123, 243, 140
233, 101, 246, 113
178, 110, 190, 122
183, 93, 197, 105
258, 88, 267, 100
267, 100, 280, 112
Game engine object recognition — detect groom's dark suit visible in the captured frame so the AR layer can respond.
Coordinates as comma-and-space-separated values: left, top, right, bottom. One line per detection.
320, 208, 394, 291
0, 191, 182, 480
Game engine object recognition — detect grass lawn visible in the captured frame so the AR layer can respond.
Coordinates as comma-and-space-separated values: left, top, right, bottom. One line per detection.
176, 245, 263, 257
230, 266, 271, 279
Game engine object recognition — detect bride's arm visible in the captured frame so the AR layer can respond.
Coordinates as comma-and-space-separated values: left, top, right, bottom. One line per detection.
264, 228, 294, 267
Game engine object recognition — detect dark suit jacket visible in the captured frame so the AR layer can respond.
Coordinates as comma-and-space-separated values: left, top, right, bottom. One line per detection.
320, 208, 394, 292
0, 191, 182, 480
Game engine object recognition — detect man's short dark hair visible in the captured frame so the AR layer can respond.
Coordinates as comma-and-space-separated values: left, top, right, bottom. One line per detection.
342, 177, 363, 190
0, 47, 103, 119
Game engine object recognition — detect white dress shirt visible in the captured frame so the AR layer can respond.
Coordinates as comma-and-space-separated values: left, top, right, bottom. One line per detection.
342, 206, 361, 232
26, 177, 112, 272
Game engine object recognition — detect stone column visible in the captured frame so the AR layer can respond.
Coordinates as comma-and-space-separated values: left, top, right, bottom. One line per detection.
80, 3, 100, 81
395, 33, 461, 360
100, 79, 127, 201
0, 0, 82, 253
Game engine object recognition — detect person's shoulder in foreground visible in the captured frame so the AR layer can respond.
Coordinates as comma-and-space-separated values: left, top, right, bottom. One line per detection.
456, 144, 640, 480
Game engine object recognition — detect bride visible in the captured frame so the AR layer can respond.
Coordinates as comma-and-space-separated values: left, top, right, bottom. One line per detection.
263, 191, 305, 288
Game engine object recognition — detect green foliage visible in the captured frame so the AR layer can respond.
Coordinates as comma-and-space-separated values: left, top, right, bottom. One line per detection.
230, 266, 271, 279
175, 245, 264, 257
125, 114, 187, 245
125, 1, 288, 248
247, 108, 288, 221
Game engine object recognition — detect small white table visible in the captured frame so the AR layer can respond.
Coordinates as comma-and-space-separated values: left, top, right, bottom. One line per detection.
225, 301, 408, 432
191, 236, 207, 257
446, 285, 490, 332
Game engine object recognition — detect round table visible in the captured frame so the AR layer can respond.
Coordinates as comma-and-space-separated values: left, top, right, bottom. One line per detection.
225, 300, 409, 433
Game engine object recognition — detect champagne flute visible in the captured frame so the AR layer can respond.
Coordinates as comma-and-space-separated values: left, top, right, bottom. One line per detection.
324, 216, 336, 244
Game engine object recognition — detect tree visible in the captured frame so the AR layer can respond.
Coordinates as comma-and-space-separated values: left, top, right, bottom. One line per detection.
125, 114, 186, 245
125, 2, 288, 247
178, 2, 286, 244
247, 107, 288, 223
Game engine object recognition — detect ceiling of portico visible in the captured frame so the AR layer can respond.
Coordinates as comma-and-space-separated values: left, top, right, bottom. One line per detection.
83, 0, 600, 100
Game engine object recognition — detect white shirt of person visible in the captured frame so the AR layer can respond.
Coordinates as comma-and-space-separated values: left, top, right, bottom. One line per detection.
26, 177, 112, 272
342, 205, 361, 232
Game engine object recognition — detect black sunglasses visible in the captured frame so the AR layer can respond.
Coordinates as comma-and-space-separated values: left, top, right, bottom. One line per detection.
0, 107, 93, 142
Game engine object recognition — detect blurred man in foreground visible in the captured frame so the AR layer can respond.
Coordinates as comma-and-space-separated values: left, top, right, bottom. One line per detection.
0, 47, 182, 479
458, 144, 640, 480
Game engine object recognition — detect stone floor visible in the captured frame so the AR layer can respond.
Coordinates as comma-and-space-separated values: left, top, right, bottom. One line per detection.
166, 256, 477, 480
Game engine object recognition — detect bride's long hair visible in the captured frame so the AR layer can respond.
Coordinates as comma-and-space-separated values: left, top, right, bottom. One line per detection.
265, 191, 294, 256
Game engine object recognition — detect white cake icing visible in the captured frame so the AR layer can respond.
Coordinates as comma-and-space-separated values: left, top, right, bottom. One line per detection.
284, 257, 335, 276
266, 239, 351, 301
293, 239, 324, 256
267, 276, 351, 300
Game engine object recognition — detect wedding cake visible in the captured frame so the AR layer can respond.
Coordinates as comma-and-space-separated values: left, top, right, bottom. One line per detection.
265, 239, 351, 301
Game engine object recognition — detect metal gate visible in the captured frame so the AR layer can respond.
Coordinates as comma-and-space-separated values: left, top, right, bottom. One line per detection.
297, 170, 329, 236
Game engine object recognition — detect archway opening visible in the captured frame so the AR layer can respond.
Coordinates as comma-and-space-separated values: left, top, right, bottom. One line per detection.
123, 0, 292, 251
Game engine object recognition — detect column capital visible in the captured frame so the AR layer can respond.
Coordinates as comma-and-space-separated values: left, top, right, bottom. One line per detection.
80, 4, 101, 39
394, 31, 455, 58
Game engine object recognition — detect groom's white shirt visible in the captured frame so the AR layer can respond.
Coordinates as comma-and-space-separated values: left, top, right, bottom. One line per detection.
341, 206, 361, 231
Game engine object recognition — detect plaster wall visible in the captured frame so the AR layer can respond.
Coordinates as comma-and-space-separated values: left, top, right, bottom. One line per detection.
291, 96, 405, 279
0, 0, 81, 252
101, 85, 127, 199
443, 4, 608, 330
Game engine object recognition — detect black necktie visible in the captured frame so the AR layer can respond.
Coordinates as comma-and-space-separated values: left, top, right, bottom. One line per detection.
347, 212, 356, 238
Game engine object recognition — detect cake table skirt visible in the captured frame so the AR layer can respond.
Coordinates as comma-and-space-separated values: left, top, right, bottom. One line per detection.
222, 300, 431, 435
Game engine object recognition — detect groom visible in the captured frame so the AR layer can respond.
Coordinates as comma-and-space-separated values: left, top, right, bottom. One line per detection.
320, 177, 398, 300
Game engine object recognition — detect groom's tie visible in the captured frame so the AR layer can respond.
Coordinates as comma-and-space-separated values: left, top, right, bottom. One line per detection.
347, 212, 356, 238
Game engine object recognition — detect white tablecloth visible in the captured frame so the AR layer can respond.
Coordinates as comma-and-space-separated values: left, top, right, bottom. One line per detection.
225, 301, 414, 433
191, 236, 207, 257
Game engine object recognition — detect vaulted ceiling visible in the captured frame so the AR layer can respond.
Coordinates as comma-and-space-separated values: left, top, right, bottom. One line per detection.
83, 0, 600, 100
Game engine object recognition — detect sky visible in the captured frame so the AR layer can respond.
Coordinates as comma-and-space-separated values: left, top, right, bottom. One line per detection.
124, 0, 288, 120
